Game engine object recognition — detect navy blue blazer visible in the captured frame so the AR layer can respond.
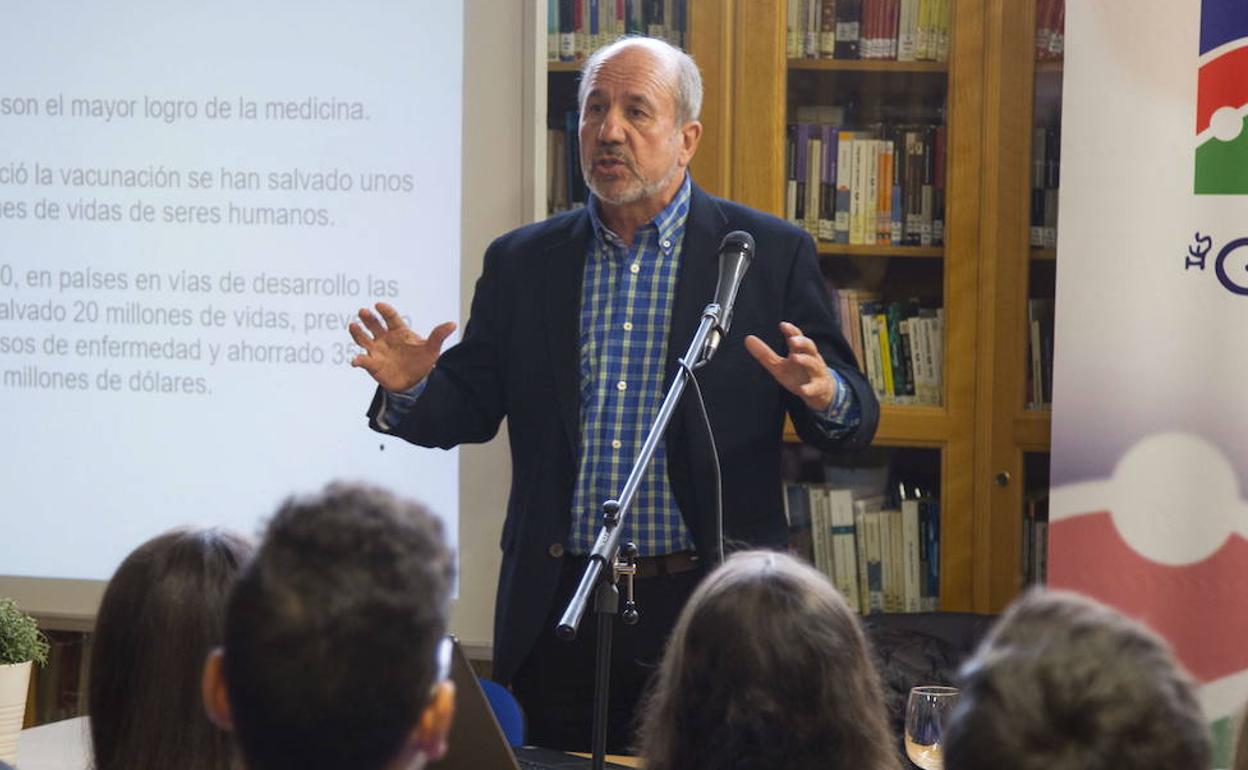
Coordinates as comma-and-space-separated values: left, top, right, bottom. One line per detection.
369, 183, 879, 683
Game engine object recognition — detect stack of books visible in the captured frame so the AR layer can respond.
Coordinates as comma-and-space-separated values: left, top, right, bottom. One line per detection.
786, 121, 947, 248
548, 0, 686, 62
786, 0, 951, 62
785, 479, 941, 613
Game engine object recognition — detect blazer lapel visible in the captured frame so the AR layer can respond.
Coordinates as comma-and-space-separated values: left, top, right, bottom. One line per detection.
666, 183, 729, 389
544, 212, 591, 455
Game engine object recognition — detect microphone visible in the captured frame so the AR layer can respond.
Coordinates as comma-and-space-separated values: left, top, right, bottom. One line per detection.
704, 230, 755, 361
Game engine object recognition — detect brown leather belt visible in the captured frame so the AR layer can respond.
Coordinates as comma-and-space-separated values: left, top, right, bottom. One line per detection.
633, 550, 701, 579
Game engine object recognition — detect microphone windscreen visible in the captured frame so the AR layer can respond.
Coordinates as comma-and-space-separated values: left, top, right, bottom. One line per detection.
719, 230, 755, 258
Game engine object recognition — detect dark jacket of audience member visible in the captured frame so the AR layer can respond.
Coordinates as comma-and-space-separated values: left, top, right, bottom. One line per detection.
943, 589, 1211, 770
202, 483, 456, 770
89, 527, 252, 770
638, 550, 901, 770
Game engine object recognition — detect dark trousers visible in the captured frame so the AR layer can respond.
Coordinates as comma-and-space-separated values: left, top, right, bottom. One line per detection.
510, 554, 704, 754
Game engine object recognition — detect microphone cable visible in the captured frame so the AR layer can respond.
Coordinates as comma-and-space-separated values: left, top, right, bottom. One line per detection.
679, 357, 725, 566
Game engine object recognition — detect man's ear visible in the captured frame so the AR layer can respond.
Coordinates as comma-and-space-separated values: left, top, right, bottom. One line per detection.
410, 680, 456, 761
201, 647, 235, 732
678, 119, 703, 168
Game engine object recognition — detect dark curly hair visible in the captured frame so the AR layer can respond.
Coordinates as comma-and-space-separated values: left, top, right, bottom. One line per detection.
222, 482, 455, 770
637, 550, 901, 770
944, 589, 1211, 770
89, 527, 252, 770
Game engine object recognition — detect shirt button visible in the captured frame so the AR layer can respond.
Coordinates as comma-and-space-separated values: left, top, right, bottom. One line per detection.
629, 263, 640, 274
616, 380, 627, 391
548, 543, 565, 558
622, 322, 633, 331
662, 239, 672, 249
611, 439, 622, 449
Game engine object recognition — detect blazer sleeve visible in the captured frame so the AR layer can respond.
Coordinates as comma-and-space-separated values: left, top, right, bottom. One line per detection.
366, 238, 509, 448
783, 230, 880, 451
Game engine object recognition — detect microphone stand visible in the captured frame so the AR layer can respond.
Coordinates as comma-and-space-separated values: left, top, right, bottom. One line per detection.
556, 301, 724, 770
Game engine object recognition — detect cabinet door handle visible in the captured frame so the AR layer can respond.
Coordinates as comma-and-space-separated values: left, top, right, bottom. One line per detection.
995, 471, 1011, 487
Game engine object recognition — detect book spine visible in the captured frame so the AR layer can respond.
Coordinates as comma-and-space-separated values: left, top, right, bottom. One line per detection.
788, 0, 803, 58
811, 487, 834, 580
922, 499, 940, 610
886, 0, 900, 59
920, 127, 934, 246
835, 130, 855, 243
646, 0, 664, 38
865, 507, 883, 612
820, 0, 839, 57
830, 490, 860, 613
860, 304, 884, 398
835, 0, 862, 59
549, 0, 560, 60
902, 499, 922, 612
862, 138, 879, 245
854, 506, 871, 612
933, 125, 946, 245
806, 0, 821, 57
795, 124, 811, 226
877, 138, 893, 244
806, 132, 823, 235
818, 124, 839, 241
559, 0, 577, 61
875, 307, 894, 400
898, 0, 918, 60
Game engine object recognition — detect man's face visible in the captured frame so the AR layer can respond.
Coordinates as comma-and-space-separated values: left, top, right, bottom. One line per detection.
578, 46, 692, 208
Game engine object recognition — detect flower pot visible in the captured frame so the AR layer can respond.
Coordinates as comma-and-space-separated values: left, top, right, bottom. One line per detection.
0, 660, 32, 765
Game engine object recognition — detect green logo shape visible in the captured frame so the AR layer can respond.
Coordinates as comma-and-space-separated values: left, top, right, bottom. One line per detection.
1196, 113, 1248, 194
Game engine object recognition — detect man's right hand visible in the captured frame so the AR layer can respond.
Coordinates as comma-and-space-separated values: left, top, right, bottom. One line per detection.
348, 302, 458, 392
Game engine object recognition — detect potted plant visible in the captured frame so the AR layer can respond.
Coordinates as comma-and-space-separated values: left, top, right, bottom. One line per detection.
0, 597, 48, 765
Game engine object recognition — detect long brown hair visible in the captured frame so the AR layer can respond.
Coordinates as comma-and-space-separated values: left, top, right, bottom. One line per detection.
89, 528, 251, 770
638, 550, 901, 770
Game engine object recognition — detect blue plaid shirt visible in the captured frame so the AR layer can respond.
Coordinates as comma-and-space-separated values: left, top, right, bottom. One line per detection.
570, 176, 695, 556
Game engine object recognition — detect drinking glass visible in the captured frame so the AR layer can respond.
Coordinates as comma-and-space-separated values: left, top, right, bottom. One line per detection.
904, 685, 959, 770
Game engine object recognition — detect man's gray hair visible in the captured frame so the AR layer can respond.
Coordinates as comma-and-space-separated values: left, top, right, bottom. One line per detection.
577, 37, 703, 126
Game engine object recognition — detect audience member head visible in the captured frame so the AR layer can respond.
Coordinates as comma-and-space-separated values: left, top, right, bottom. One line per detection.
202, 483, 456, 770
638, 550, 900, 770
943, 589, 1210, 770
89, 527, 252, 770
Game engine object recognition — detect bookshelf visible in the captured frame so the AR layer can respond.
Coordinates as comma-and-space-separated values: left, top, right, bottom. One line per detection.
528, 0, 1062, 614
731, 0, 980, 612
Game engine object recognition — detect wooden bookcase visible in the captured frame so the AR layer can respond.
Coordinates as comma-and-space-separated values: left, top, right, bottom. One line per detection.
731, 0, 982, 612
527, 0, 1059, 614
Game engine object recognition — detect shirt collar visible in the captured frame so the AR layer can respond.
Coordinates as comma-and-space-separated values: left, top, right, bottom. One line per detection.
587, 173, 692, 251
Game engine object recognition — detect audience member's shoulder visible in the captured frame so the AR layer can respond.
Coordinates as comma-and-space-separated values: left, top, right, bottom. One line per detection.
487, 208, 586, 259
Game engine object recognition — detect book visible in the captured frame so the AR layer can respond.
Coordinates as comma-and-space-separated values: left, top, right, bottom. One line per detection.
828, 487, 861, 612
857, 495, 886, 612
835, 0, 862, 59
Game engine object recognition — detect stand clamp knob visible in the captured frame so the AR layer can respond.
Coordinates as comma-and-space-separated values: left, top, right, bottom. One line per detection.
616, 542, 640, 625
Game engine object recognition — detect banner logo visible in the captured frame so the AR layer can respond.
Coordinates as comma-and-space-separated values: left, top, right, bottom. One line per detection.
1196, 0, 1248, 193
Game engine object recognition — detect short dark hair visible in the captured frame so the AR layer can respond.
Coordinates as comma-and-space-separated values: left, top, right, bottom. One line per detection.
638, 550, 901, 770
944, 590, 1211, 770
222, 483, 454, 770
89, 527, 252, 770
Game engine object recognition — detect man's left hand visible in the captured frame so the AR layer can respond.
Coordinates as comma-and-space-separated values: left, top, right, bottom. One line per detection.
744, 321, 836, 412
